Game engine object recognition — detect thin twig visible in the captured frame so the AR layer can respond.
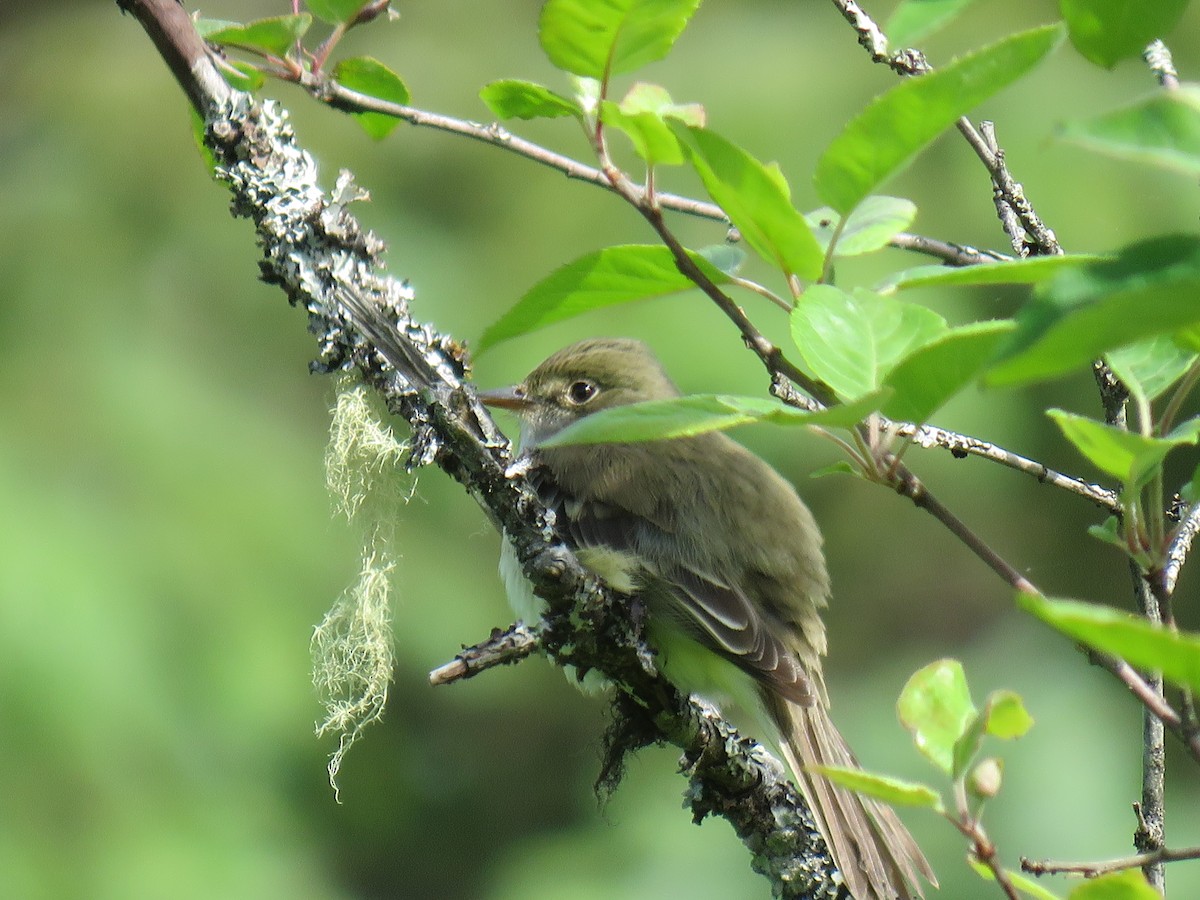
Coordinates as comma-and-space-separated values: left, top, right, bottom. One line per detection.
882, 420, 1120, 513
1144, 40, 1181, 90
1022, 843, 1200, 879
1164, 502, 1200, 596
429, 623, 539, 685
826, 0, 931, 75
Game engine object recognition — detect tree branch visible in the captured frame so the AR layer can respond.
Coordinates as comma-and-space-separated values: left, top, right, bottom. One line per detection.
118, 2, 844, 896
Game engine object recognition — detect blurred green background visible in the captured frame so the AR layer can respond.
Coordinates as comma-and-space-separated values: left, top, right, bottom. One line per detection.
4, 1, 1200, 897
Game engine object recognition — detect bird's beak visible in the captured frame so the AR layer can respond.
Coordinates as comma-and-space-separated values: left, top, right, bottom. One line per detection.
477, 384, 530, 411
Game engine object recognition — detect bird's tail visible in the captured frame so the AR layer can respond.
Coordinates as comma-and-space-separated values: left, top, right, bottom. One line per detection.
769, 695, 937, 900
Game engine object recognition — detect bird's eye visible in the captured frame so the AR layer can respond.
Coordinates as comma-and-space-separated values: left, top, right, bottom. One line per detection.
566, 380, 598, 405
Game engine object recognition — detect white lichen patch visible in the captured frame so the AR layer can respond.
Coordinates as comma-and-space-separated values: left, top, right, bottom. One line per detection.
312, 377, 413, 798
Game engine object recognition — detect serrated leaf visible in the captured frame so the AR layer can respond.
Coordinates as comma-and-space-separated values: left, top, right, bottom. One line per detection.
882, 320, 1014, 424
986, 235, 1200, 387
205, 14, 312, 58
480, 80, 580, 120
884, 254, 1105, 294
1060, 0, 1189, 70
1048, 409, 1200, 490
968, 859, 1064, 900
538, 391, 889, 447
985, 690, 1034, 739
1020, 594, 1200, 696
887, 0, 981, 47
1107, 336, 1197, 405
333, 57, 410, 139
674, 126, 823, 279
792, 285, 947, 400
805, 196, 918, 258
539, 0, 702, 79
1068, 869, 1160, 899
1059, 86, 1200, 176
815, 24, 1063, 214
898, 659, 977, 775
307, 0, 371, 25
811, 766, 944, 810
477, 245, 730, 352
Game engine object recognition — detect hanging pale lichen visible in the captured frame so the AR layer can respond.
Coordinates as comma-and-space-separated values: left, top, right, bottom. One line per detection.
312, 376, 413, 799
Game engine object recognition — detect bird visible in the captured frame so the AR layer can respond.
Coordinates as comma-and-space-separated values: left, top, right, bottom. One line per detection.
479, 337, 935, 899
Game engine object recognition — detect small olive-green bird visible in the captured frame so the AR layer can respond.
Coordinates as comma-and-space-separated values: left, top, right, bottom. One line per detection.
481, 338, 934, 900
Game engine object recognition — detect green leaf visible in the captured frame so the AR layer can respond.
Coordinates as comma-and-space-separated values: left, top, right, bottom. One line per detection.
810, 460, 861, 480
539, 0, 702, 79
538, 391, 890, 447
696, 244, 745, 276
1060, 0, 1189, 69
307, 0, 372, 25
881, 320, 1015, 424
792, 285, 947, 400
884, 254, 1105, 293
805, 196, 918, 257
951, 710, 988, 779
887, 0, 982, 47
810, 766, 944, 810
986, 235, 1200, 387
1088, 515, 1125, 551
897, 659, 977, 775
600, 84, 703, 166
1107, 336, 1197, 405
1048, 409, 1200, 489
674, 126, 823, 279
985, 689, 1034, 739
205, 14, 312, 58
1067, 869, 1161, 899
480, 80, 581, 120
815, 24, 1063, 214
1020, 594, 1200, 696
477, 245, 730, 352
1059, 86, 1200, 176
333, 57, 410, 139
968, 859, 1065, 900
221, 60, 266, 92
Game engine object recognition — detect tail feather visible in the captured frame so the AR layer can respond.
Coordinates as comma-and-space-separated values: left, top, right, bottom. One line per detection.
769, 695, 936, 900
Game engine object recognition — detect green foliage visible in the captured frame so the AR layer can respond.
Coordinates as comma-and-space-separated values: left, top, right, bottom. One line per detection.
1106, 336, 1197, 405
307, 0, 375, 26
811, 766, 943, 810
805, 195, 918, 258
203, 14, 312, 58
1068, 870, 1160, 899
477, 245, 731, 352
884, 254, 1105, 293
814, 24, 1064, 214
1059, 86, 1200, 176
538, 391, 889, 447
1048, 409, 1200, 489
967, 859, 1064, 900
332, 57, 410, 138
600, 83, 704, 166
887, 0, 982, 47
674, 125, 824, 279
986, 235, 1200, 386
881, 321, 1015, 424
1020, 594, 1200, 695
897, 659, 977, 775
791, 285, 947, 401
538, 0, 702, 80
1060, 0, 1190, 69
480, 80, 581, 120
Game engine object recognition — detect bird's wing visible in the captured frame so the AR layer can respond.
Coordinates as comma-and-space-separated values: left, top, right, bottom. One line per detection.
529, 464, 814, 705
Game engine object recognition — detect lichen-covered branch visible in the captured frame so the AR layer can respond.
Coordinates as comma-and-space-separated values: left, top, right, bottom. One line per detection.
117, 1, 843, 895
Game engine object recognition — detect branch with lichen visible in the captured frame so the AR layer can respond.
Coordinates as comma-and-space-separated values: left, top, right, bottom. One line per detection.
117, 1, 846, 895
